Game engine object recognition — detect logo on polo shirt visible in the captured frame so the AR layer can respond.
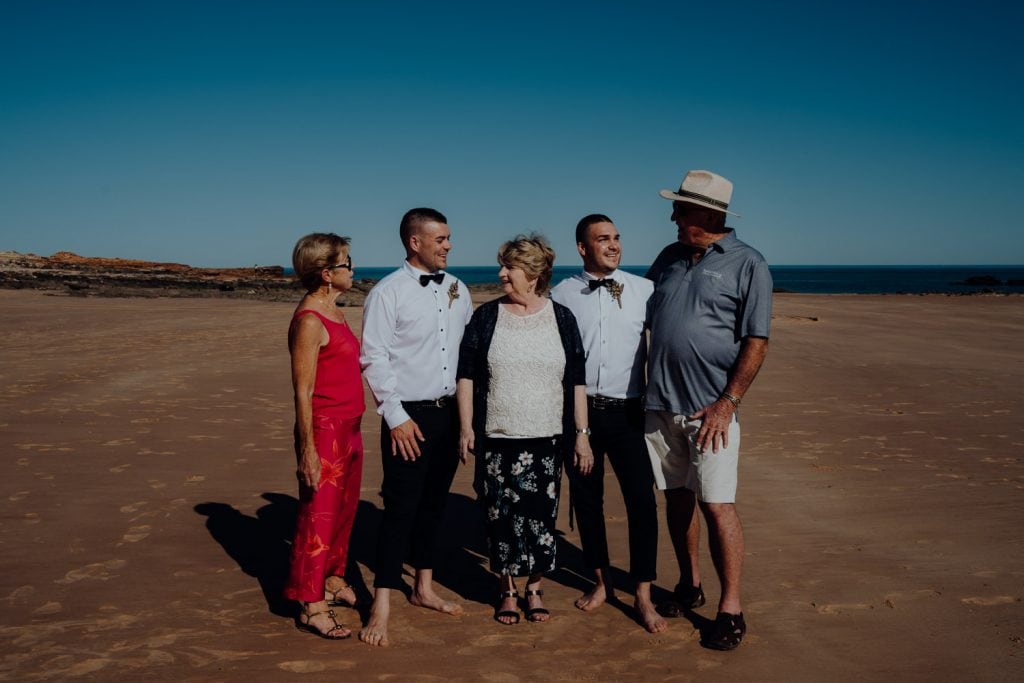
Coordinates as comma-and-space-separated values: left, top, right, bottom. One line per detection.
703, 270, 723, 279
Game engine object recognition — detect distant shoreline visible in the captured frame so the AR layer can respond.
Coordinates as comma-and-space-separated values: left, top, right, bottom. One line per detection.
2, 250, 1022, 300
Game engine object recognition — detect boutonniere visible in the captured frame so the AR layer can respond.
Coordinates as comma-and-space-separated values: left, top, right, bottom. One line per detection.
608, 280, 624, 309
447, 281, 460, 309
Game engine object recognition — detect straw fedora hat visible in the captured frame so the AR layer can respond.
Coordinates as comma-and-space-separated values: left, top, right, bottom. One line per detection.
659, 169, 740, 217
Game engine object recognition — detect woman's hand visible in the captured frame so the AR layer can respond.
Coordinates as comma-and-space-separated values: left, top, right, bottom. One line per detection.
297, 450, 321, 491
458, 429, 475, 465
574, 433, 594, 475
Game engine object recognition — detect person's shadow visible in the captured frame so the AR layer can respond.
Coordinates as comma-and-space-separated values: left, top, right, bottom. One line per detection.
194, 493, 381, 618
195, 490, 677, 630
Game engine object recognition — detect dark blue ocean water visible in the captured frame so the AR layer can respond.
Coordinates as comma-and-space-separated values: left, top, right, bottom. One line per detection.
332, 265, 1024, 294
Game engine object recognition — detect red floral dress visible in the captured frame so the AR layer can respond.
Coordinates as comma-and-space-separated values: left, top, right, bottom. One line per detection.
283, 309, 365, 602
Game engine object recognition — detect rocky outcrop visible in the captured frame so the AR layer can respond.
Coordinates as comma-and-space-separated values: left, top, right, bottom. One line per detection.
0, 250, 370, 305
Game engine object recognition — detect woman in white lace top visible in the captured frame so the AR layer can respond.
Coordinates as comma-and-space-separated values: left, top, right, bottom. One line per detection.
456, 234, 593, 625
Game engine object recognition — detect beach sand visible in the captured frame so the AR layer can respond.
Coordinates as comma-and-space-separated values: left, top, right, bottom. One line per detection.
1, 290, 1021, 681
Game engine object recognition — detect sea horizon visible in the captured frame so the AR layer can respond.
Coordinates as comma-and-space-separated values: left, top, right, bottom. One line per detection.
290, 264, 1024, 295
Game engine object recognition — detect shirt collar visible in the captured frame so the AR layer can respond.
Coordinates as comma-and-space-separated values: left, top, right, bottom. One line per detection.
579, 268, 621, 282
402, 260, 446, 282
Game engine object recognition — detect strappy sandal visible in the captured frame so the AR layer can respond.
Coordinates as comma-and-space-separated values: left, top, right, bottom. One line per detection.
494, 590, 521, 625
324, 576, 359, 607
702, 611, 745, 651
523, 588, 550, 622
297, 606, 352, 640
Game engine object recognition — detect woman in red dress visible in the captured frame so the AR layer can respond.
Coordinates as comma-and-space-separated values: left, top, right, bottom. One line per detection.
284, 233, 365, 639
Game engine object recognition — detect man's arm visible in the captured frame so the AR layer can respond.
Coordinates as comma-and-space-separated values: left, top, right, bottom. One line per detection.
691, 336, 769, 453
360, 285, 424, 459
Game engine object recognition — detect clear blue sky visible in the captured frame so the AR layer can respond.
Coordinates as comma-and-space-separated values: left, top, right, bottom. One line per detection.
2, 0, 1021, 267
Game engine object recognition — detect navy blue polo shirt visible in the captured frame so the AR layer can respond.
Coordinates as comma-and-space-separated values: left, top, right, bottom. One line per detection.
645, 230, 773, 416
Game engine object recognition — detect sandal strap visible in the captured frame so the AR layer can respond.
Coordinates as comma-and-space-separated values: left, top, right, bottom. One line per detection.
524, 589, 544, 597
499, 590, 520, 598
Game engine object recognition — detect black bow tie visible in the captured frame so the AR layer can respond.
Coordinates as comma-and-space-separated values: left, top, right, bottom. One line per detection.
589, 278, 618, 291
419, 273, 445, 287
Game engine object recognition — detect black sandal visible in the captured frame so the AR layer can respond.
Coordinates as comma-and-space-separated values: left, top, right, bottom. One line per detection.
660, 583, 706, 618
297, 607, 352, 640
523, 588, 550, 622
494, 590, 521, 625
702, 611, 745, 651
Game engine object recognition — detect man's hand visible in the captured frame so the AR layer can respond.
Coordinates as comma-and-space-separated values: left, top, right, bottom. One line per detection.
297, 451, 322, 491
574, 434, 595, 475
458, 429, 474, 464
390, 419, 425, 461
690, 398, 736, 454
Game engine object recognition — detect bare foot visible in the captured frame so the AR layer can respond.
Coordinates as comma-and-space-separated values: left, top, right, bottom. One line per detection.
325, 576, 358, 607
409, 587, 463, 616
358, 594, 390, 647
574, 584, 607, 612
635, 596, 668, 633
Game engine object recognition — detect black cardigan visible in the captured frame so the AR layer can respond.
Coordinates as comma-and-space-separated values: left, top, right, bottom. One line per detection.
456, 298, 586, 457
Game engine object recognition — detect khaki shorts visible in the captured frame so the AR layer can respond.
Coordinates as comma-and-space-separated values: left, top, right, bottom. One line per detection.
644, 410, 740, 503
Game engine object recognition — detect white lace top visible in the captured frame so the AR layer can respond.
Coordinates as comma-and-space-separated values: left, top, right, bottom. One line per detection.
485, 300, 566, 438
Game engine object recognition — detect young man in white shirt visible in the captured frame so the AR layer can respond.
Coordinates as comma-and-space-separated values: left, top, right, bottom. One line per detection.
550, 214, 665, 633
358, 207, 473, 646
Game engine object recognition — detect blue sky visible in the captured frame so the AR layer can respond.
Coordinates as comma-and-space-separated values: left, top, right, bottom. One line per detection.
1, 0, 1021, 267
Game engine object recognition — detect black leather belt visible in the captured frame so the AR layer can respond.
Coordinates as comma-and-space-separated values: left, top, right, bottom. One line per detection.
588, 395, 637, 409
403, 396, 454, 409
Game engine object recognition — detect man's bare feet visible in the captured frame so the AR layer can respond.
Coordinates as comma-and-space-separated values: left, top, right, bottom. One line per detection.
358, 590, 390, 647
574, 583, 607, 612
635, 596, 668, 633
324, 575, 358, 607
409, 587, 463, 615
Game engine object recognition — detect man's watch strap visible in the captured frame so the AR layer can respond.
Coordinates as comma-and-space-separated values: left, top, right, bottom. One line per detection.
721, 392, 742, 408
575, 427, 592, 435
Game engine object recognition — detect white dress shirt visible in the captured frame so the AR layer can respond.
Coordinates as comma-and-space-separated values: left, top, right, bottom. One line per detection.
550, 268, 653, 399
360, 261, 473, 429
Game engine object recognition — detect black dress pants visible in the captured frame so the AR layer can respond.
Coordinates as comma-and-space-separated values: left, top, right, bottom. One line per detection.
567, 397, 658, 582
373, 401, 460, 589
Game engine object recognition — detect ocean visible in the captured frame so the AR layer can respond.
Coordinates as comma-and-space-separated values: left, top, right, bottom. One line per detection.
335, 265, 1024, 295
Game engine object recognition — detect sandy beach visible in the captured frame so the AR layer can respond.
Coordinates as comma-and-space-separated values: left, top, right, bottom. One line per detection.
1, 289, 1021, 681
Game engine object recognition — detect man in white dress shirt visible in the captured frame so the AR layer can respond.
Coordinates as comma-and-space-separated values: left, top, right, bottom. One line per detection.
550, 214, 666, 633
358, 207, 473, 647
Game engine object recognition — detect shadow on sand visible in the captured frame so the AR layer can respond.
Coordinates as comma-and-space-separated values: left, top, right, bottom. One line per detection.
195, 490, 667, 628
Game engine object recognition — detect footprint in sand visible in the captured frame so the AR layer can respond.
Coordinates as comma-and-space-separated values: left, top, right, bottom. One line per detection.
9, 490, 30, 502
185, 475, 206, 484
478, 674, 520, 683
278, 661, 327, 673
815, 602, 872, 614
109, 463, 131, 473
33, 601, 61, 615
120, 501, 147, 513
961, 596, 1019, 606
148, 480, 167, 489
121, 525, 151, 543
102, 438, 134, 446
24, 512, 41, 524
55, 559, 126, 584
5, 585, 36, 603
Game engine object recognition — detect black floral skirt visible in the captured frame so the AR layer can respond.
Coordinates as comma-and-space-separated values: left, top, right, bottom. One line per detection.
480, 436, 563, 576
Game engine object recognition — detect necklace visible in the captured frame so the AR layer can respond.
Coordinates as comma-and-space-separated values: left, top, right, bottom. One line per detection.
310, 292, 343, 321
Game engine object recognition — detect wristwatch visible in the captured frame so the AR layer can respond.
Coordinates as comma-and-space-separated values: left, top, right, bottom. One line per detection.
575, 427, 591, 435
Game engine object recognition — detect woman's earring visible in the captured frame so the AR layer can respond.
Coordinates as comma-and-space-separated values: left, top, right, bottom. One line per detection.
328, 282, 332, 294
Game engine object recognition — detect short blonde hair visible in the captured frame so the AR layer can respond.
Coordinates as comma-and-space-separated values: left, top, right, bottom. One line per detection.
292, 233, 350, 292
497, 233, 556, 295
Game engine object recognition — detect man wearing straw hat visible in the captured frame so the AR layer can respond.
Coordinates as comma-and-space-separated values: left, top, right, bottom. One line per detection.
644, 170, 772, 651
